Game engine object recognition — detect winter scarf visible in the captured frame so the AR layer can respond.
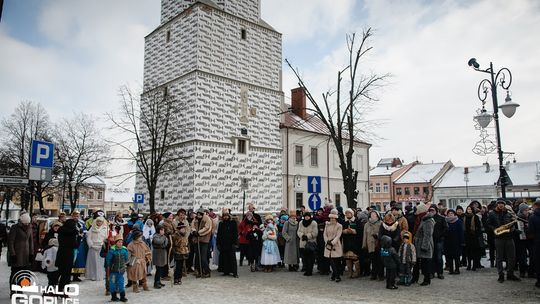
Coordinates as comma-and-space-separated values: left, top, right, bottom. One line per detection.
465, 213, 476, 232
382, 221, 399, 232
302, 218, 313, 227
446, 214, 458, 224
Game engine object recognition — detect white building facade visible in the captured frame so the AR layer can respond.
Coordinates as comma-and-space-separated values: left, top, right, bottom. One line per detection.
137, 0, 283, 213
281, 89, 370, 211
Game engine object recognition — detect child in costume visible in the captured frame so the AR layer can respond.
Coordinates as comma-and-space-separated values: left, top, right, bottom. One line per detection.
106, 234, 129, 302
260, 221, 280, 272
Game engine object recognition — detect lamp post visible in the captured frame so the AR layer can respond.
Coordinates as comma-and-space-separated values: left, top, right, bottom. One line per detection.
468, 58, 520, 199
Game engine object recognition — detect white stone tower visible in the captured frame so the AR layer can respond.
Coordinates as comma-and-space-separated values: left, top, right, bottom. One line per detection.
138, 0, 283, 213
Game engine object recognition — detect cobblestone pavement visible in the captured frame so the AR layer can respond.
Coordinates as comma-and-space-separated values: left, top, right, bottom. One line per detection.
1, 255, 538, 304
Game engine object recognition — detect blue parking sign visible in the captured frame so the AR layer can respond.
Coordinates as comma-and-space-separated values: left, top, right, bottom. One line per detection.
30, 140, 54, 168
134, 193, 145, 204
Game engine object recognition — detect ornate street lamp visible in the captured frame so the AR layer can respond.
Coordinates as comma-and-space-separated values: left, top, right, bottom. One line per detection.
468, 58, 520, 198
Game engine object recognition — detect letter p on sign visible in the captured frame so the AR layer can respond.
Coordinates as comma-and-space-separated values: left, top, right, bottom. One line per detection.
30, 140, 54, 168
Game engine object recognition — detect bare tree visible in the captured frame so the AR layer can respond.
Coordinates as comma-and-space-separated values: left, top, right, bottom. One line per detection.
0, 101, 55, 213
286, 28, 389, 208
54, 113, 110, 212
107, 86, 185, 214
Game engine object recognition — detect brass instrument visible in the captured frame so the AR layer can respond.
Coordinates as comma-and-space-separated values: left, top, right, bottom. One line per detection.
493, 215, 527, 236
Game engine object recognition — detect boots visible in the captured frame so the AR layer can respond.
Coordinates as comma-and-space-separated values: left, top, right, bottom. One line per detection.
125, 280, 132, 288
142, 279, 149, 291
346, 260, 353, 278
498, 273, 505, 283
153, 282, 161, 289
111, 292, 119, 302
133, 283, 140, 293
352, 260, 360, 278
119, 292, 128, 302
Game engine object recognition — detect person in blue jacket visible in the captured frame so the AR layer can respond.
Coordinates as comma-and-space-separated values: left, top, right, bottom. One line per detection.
106, 234, 129, 302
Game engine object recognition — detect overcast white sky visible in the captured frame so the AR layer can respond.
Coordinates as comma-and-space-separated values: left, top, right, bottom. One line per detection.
1, 0, 539, 187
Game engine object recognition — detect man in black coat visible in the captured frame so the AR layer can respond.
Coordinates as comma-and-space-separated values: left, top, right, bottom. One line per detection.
487, 200, 520, 283
56, 218, 80, 291
431, 204, 448, 279
528, 199, 540, 288
216, 209, 239, 278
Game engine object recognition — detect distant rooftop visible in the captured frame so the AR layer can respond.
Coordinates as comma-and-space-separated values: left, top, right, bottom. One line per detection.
377, 158, 402, 168
437, 161, 540, 188
370, 166, 403, 176
395, 162, 447, 184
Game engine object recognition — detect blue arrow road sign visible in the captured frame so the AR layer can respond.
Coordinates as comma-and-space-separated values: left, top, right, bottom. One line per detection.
307, 176, 321, 193
134, 193, 145, 204
30, 140, 54, 168
308, 193, 321, 211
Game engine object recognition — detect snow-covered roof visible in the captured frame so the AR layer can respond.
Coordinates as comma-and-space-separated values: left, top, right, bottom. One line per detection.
436, 161, 540, 188
395, 162, 447, 184
436, 165, 499, 188
84, 176, 106, 186
370, 166, 403, 176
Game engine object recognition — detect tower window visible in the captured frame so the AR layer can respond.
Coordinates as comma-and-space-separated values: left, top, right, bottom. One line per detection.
160, 190, 165, 200
238, 139, 246, 154
241, 29, 246, 40
166, 30, 171, 43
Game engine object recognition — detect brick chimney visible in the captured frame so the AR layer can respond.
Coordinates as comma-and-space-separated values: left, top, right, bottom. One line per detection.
291, 87, 307, 120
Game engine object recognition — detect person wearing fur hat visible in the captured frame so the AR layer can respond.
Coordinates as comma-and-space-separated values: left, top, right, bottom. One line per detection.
297, 212, 318, 276
106, 234, 129, 302
487, 199, 521, 283
8, 212, 34, 293
363, 210, 383, 280
86, 216, 109, 281
191, 208, 213, 278
216, 210, 239, 277
42, 238, 59, 288
379, 213, 401, 251
152, 225, 168, 288
56, 214, 80, 292
381, 235, 400, 289
342, 208, 362, 278
464, 205, 483, 271
413, 203, 429, 234
282, 211, 300, 271
171, 222, 190, 285
391, 206, 409, 233
413, 206, 436, 286
42, 220, 62, 249
261, 222, 280, 272
324, 211, 343, 282
127, 230, 152, 292
444, 209, 464, 275
398, 231, 416, 286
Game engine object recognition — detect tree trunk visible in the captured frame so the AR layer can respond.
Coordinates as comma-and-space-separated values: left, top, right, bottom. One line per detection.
148, 188, 156, 214
36, 182, 46, 215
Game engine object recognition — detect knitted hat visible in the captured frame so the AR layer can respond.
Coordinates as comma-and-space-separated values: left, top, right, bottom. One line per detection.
132, 223, 141, 231
114, 234, 124, 242
20, 213, 31, 225
330, 208, 338, 215
163, 212, 172, 219
329, 213, 338, 219
456, 205, 464, 211
447, 209, 456, 215
177, 222, 186, 229
264, 214, 274, 221
518, 203, 529, 215
303, 212, 312, 218
196, 208, 205, 215
415, 203, 429, 215
289, 210, 297, 217
383, 213, 395, 224
345, 208, 354, 216
405, 205, 413, 212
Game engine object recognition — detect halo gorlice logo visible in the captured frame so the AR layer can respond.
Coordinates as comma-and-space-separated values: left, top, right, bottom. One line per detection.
11, 270, 80, 303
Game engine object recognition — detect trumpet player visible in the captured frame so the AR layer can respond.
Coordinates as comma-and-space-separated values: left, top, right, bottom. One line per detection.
487, 200, 521, 283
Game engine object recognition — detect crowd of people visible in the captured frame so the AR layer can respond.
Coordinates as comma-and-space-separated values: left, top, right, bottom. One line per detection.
4, 198, 540, 302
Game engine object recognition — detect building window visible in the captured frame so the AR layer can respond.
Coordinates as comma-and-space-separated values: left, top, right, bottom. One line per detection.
310, 147, 318, 167
383, 183, 389, 193
404, 187, 410, 195
166, 30, 171, 43
423, 187, 430, 195
238, 139, 246, 154
295, 193, 303, 209
414, 187, 420, 195
396, 187, 402, 195
88, 191, 94, 200
375, 183, 381, 193
164, 86, 168, 97
369, 183, 373, 192
295, 145, 303, 165
335, 193, 341, 207
160, 190, 165, 200
97, 191, 103, 200
47, 194, 54, 202
241, 29, 246, 39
